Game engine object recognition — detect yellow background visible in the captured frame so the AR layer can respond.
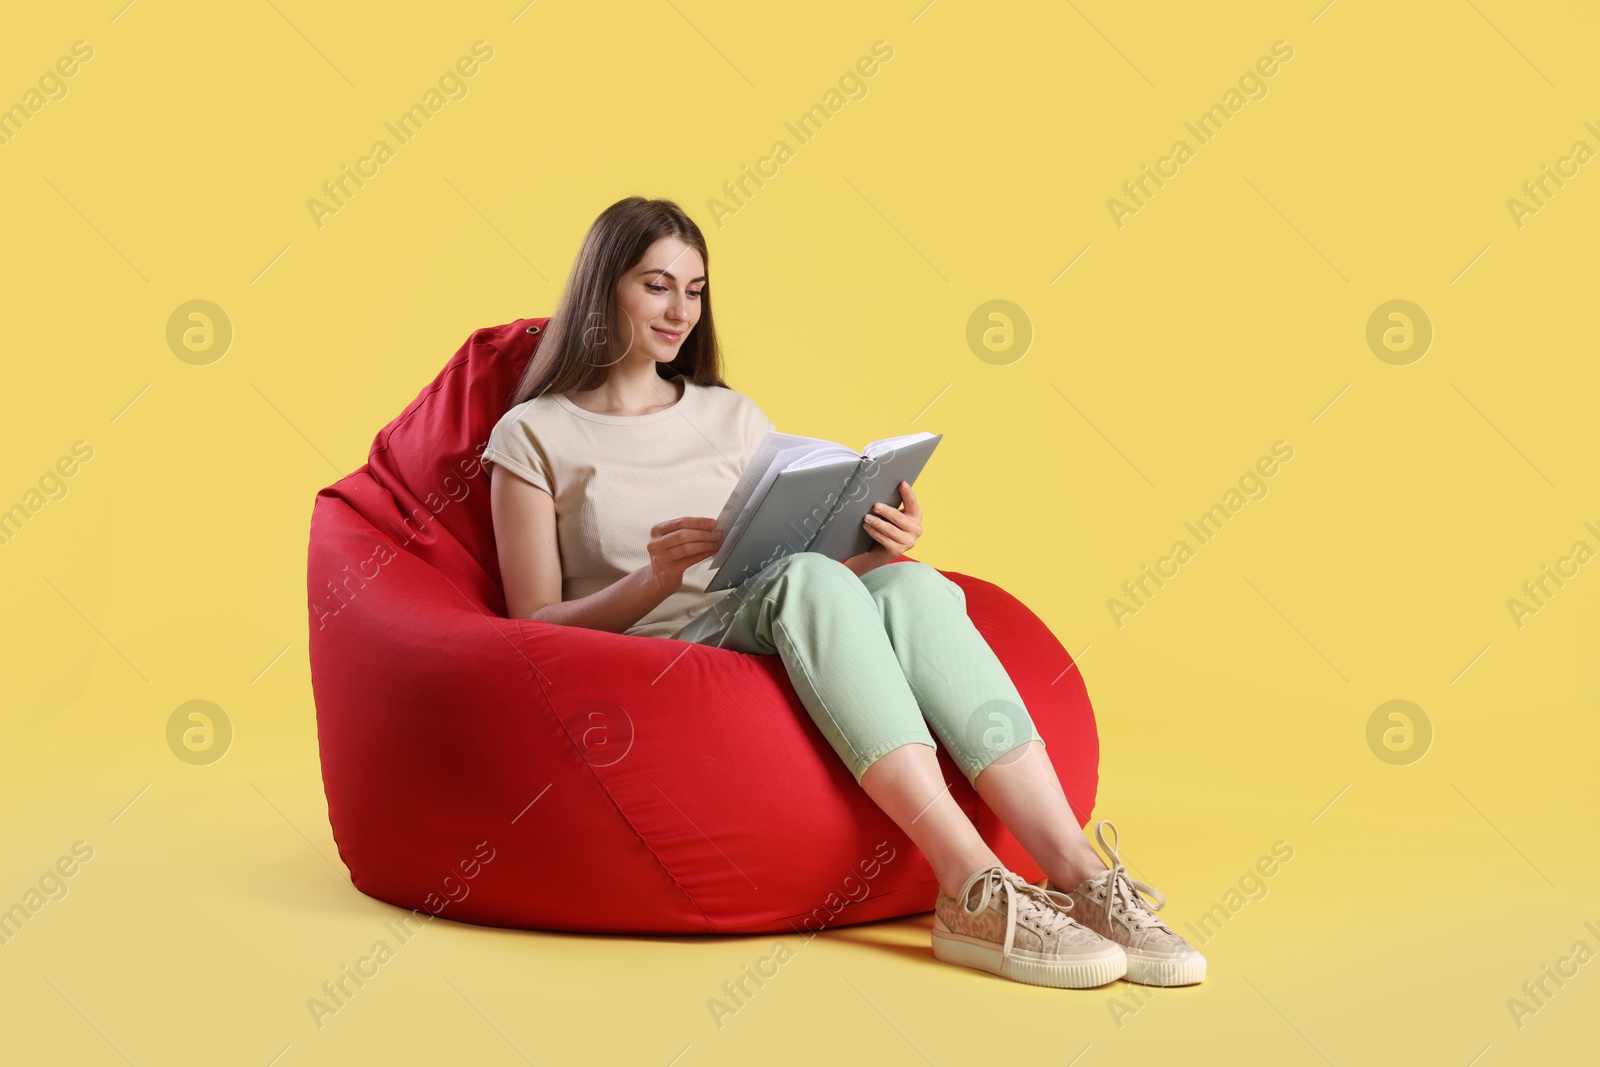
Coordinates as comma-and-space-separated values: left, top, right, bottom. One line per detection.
2, 1, 1596, 1063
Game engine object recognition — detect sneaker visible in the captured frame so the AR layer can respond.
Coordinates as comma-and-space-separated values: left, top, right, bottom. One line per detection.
1042, 821, 1206, 987
931, 865, 1126, 989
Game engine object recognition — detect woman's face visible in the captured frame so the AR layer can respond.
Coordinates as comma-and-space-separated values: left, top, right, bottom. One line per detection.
611, 235, 705, 364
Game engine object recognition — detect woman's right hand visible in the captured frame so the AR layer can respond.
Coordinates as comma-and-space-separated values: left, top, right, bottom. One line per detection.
645, 517, 724, 596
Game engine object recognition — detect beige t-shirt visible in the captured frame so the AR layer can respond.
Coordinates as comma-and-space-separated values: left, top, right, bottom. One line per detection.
482, 373, 776, 639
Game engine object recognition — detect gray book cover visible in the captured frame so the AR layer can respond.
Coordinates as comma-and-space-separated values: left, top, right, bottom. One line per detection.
706, 432, 942, 592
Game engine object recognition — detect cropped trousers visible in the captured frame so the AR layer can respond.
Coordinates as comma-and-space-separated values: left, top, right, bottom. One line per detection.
671, 552, 1044, 786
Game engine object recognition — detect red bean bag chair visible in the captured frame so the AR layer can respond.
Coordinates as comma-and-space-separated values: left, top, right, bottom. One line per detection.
307, 316, 1100, 934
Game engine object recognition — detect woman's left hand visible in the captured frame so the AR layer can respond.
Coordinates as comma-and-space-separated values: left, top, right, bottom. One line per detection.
855, 480, 923, 566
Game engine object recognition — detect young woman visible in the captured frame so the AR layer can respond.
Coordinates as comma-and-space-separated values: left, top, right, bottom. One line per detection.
484, 196, 1204, 990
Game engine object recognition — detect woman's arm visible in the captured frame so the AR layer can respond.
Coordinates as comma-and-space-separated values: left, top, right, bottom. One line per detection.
490, 468, 718, 634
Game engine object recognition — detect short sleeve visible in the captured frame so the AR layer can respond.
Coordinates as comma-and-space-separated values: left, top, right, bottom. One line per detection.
482, 406, 553, 495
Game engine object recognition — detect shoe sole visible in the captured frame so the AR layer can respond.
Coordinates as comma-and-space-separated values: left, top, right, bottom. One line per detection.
1034, 878, 1208, 987
1125, 951, 1206, 987
930, 916, 1127, 989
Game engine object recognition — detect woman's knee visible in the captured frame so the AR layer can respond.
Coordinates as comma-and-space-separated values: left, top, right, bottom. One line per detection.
969, 736, 1047, 789
751, 551, 867, 604
778, 551, 843, 574
770, 551, 854, 585
953, 698, 1040, 783
864, 560, 964, 608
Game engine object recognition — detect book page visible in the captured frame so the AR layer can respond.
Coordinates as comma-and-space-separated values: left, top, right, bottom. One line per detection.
864, 431, 937, 458
783, 445, 860, 471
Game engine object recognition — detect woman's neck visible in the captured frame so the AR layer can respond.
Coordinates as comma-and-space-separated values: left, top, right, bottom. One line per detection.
566, 364, 683, 417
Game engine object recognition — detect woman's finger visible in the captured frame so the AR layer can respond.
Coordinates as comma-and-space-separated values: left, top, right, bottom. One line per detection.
897, 480, 920, 517
870, 517, 915, 553
864, 516, 899, 550
867, 515, 911, 549
869, 504, 910, 532
873, 509, 922, 550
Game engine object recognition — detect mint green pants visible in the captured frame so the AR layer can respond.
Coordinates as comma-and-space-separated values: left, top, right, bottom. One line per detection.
672, 552, 1044, 786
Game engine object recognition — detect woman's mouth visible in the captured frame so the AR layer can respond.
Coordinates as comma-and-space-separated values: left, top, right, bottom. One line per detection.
652, 327, 683, 343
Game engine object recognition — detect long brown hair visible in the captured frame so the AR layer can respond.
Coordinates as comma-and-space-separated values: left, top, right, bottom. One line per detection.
507, 197, 728, 408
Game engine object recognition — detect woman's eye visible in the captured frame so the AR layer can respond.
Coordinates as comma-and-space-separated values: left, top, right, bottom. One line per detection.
646, 283, 703, 299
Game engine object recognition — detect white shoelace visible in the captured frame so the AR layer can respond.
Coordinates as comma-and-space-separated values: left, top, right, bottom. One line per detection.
1092, 820, 1169, 932
959, 867, 1078, 966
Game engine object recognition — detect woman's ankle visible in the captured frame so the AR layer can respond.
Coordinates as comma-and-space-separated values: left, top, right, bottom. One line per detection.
937, 853, 1004, 900
1041, 840, 1108, 889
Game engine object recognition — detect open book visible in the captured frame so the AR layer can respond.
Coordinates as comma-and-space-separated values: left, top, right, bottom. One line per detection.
705, 430, 943, 592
